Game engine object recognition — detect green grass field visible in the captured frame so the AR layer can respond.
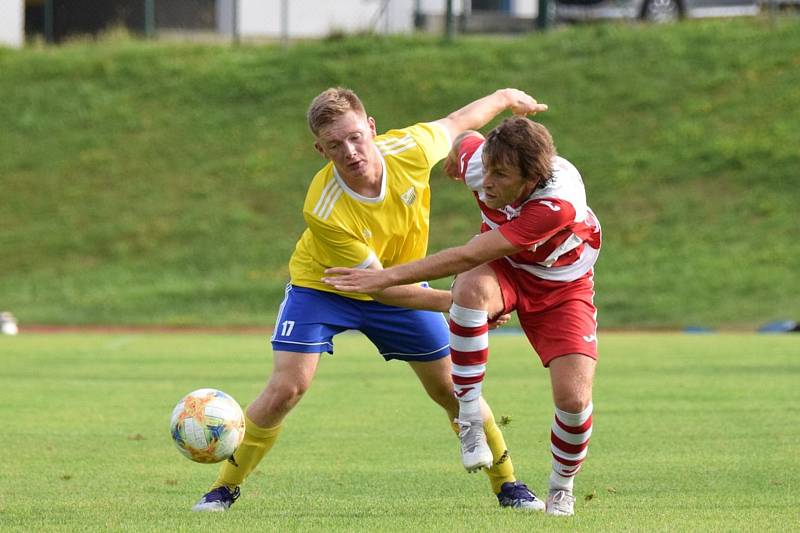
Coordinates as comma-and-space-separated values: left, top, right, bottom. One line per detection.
1, 332, 797, 531
2, 17, 800, 329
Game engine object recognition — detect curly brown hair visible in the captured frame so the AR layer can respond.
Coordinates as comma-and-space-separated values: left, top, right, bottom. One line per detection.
307, 87, 367, 136
483, 117, 556, 188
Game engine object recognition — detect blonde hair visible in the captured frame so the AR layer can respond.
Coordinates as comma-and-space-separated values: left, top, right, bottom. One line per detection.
307, 87, 367, 136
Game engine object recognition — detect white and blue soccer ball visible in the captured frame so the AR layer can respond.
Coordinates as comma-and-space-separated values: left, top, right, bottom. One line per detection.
170, 388, 245, 464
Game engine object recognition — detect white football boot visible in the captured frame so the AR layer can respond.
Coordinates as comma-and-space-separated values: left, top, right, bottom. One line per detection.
455, 417, 493, 472
546, 488, 576, 516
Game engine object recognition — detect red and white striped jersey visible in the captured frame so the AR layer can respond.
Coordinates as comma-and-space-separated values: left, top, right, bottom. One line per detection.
456, 134, 601, 283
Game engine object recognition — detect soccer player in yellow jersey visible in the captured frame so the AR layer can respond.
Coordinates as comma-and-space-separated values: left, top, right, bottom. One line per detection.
192, 87, 548, 512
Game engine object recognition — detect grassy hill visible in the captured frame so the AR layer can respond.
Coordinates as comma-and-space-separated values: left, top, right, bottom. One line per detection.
1, 18, 799, 329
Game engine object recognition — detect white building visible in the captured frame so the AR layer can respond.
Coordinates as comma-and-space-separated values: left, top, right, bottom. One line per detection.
0, 0, 24, 48
220, 0, 539, 39
223, 0, 419, 38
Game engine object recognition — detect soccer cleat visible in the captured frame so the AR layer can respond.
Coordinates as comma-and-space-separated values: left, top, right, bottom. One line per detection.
191, 486, 240, 512
546, 488, 576, 516
455, 417, 493, 472
497, 481, 545, 511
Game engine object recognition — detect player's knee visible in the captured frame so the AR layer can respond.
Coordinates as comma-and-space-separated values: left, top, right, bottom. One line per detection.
267, 377, 312, 408
553, 394, 592, 414
427, 384, 456, 410
283, 380, 311, 403
451, 279, 493, 309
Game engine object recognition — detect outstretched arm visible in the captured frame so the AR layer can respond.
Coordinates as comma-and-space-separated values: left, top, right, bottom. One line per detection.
374, 282, 510, 328
370, 283, 452, 312
336, 258, 451, 312
434, 88, 548, 141
323, 230, 523, 294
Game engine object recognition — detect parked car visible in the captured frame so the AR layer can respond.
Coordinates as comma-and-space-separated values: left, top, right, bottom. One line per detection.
555, 0, 759, 23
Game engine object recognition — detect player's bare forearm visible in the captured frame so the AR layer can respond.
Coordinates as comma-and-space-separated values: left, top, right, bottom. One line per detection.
324, 250, 468, 293
436, 89, 548, 140
323, 230, 521, 293
370, 285, 452, 312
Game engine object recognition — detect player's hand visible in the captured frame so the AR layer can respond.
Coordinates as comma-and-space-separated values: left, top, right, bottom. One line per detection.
322, 267, 389, 293
443, 130, 484, 181
502, 88, 548, 116
442, 146, 463, 181
488, 313, 511, 329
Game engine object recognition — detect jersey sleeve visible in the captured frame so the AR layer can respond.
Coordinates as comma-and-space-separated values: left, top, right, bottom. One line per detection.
305, 213, 377, 269
498, 199, 577, 249
455, 133, 485, 191
403, 122, 452, 169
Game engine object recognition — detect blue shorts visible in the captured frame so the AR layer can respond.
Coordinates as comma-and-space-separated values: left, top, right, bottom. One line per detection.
270, 285, 450, 362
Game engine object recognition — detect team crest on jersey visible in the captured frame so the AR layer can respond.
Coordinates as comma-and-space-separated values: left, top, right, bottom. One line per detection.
499, 204, 522, 220
400, 187, 417, 206
362, 228, 372, 240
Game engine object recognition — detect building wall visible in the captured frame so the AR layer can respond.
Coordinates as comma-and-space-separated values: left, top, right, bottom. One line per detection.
234, 0, 418, 39
223, 0, 536, 39
514, 0, 540, 17
0, 0, 24, 48
418, 0, 465, 15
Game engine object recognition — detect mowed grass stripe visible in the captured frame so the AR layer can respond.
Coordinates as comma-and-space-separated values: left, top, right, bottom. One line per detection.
0, 332, 797, 531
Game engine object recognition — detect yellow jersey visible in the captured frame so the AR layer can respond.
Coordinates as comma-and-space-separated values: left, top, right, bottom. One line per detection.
289, 122, 451, 300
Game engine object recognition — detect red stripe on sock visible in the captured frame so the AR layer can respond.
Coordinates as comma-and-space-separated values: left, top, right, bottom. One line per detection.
551, 432, 590, 455
452, 373, 485, 385
449, 321, 489, 337
450, 348, 488, 366
551, 453, 584, 467
557, 465, 581, 477
555, 413, 593, 434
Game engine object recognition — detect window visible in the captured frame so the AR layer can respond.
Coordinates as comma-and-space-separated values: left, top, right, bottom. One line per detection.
471, 0, 513, 12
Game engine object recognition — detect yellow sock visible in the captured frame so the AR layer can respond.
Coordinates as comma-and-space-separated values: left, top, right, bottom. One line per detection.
450, 414, 516, 494
211, 411, 283, 490
483, 413, 516, 494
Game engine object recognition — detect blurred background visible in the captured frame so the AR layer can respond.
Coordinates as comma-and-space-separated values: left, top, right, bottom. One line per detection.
5, 0, 798, 45
0, 0, 798, 331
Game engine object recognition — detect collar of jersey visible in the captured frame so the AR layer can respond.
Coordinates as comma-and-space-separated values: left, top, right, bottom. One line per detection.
331, 145, 386, 204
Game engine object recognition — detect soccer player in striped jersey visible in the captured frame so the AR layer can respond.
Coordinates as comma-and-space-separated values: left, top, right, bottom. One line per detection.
324, 116, 601, 517
192, 88, 550, 512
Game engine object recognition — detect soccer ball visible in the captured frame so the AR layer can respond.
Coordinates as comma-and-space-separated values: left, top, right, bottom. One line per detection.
170, 388, 245, 464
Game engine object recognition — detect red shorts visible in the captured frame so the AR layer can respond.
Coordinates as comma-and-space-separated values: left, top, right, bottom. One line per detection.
489, 258, 598, 367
